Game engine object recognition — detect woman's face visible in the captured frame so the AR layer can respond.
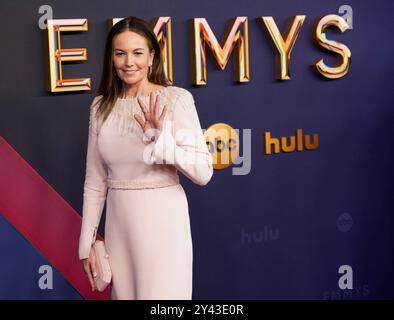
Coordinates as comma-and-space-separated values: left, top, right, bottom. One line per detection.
112, 30, 154, 86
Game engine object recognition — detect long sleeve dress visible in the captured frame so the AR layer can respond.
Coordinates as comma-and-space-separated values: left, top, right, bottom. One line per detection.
78, 85, 213, 300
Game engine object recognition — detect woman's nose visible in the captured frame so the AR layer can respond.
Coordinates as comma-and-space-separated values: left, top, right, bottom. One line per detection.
125, 54, 134, 67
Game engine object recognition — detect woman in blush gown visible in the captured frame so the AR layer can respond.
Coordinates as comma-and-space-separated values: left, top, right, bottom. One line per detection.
78, 16, 213, 300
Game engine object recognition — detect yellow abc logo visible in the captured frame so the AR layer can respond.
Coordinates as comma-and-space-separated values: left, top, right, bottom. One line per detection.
204, 123, 239, 170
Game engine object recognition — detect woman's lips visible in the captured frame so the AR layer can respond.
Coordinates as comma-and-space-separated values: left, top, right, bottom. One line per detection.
123, 70, 138, 74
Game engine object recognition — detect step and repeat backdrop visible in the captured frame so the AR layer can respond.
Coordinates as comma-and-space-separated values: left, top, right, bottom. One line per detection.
0, 0, 393, 299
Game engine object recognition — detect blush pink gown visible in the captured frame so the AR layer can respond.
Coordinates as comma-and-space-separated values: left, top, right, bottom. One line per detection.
78, 85, 213, 300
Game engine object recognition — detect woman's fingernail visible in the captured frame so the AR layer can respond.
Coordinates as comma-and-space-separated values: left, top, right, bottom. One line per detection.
93, 272, 97, 277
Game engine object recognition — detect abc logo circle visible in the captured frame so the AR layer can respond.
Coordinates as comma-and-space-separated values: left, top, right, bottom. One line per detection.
204, 123, 239, 170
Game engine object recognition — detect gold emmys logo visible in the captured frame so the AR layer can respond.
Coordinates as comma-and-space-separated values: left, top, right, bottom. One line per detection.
44, 13, 351, 92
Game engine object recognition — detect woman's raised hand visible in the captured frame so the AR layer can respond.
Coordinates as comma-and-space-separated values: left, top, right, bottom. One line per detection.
134, 93, 168, 141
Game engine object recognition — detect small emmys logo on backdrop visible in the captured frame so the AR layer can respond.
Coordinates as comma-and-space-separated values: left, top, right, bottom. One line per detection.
204, 123, 251, 176
323, 284, 369, 300
241, 226, 279, 245
38, 265, 53, 290
264, 129, 319, 155
337, 212, 353, 232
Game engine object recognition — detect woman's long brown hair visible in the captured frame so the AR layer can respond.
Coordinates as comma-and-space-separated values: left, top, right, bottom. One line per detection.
95, 16, 170, 123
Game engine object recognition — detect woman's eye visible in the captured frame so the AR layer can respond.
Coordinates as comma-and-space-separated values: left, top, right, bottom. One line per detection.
115, 52, 142, 56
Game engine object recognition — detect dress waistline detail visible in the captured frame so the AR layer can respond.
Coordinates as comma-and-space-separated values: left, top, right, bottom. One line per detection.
107, 175, 180, 190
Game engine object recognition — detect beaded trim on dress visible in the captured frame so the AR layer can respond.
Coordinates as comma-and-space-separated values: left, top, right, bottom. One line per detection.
117, 86, 169, 101
107, 175, 180, 189
100, 86, 175, 136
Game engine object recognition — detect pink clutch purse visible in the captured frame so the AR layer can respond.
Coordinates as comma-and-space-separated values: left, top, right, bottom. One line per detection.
93, 240, 112, 292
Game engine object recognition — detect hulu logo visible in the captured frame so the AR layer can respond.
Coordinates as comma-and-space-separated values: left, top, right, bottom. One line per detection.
241, 226, 279, 245
264, 129, 318, 154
